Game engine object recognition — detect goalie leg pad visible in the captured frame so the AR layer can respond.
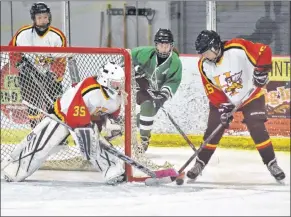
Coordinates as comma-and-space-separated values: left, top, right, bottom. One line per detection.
2, 116, 69, 182
74, 124, 125, 183
74, 127, 98, 161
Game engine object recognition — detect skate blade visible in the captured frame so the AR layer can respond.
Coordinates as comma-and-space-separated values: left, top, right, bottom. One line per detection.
186, 178, 198, 184
275, 179, 286, 185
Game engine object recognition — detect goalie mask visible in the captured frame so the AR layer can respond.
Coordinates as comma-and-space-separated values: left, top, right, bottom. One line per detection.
154, 28, 174, 58
30, 2, 51, 32
97, 62, 127, 102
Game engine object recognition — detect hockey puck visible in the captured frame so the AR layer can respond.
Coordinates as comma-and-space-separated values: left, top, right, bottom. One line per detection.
176, 178, 184, 185
175, 171, 185, 185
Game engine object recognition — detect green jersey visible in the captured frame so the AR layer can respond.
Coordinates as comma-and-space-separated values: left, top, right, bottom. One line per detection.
131, 46, 182, 98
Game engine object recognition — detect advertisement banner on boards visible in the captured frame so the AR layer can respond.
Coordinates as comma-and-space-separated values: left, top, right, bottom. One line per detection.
1, 63, 29, 125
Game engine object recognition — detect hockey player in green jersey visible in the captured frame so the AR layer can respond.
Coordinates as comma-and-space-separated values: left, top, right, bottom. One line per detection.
131, 28, 182, 152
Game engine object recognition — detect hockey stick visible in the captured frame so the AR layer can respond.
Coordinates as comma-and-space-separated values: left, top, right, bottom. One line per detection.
22, 100, 178, 183
161, 107, 197, 153
106, 3, 112, 47
99, 11, 105, 47
26, 71, 178, 181
67, 57, 81, 84
146, 87, 256, 185
123, 3, 128, 48
25, 53, 179, 184
161, 107, 197, 184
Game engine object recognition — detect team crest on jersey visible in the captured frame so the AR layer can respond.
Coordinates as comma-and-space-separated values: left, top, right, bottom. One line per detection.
93, 107, 108, 116
35, 55, 53, 66
223, 70, 243, 96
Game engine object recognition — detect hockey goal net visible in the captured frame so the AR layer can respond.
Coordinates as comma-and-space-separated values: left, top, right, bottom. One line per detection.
0, 46, 171, 182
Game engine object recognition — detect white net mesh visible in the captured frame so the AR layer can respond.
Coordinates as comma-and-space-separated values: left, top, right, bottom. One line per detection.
0, 47, 171, 180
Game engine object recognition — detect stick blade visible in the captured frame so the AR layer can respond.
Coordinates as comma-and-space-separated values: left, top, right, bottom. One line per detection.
154, 168, 178, 178
144, 168, 179, 186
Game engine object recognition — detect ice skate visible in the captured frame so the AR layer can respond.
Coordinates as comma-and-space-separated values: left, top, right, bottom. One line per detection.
186, 157, 206, 181
267, 158, 285, 182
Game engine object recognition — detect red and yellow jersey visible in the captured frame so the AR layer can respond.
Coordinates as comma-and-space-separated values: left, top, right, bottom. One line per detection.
198, 38, 272, 108
9, 25, 67, 82
53, 77, 121, 128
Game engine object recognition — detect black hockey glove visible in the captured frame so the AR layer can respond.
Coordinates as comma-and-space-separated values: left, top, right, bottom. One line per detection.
136, 90, 152, 105
253, 70, 269, 87
147, 89, 169, 108
218, 103, 235, 128
135, 75, 152, 105
134, 64, 150, 92
134, 65, 146, 79
136, 76, 150, 91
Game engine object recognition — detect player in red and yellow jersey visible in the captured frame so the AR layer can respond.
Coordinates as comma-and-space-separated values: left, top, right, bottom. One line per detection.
9, 2, 67, 128
187, 30, 285, 182
2, 62, 127, 184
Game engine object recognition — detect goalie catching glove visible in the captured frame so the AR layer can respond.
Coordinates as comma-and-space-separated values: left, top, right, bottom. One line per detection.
102, 115, 123, 140
91, 113, 124, 141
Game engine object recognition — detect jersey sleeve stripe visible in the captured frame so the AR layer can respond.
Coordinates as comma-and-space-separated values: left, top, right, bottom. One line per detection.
224, 43, 256, 66
49, 27, 67, 47
54, 99, 66, 122
161, 86, 172, 98
100, 86, 110, 100
12, 25, 33, 46
81, 84, 100, 97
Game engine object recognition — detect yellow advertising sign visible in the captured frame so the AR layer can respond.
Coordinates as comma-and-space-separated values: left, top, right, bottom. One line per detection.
270, 57, 290, 81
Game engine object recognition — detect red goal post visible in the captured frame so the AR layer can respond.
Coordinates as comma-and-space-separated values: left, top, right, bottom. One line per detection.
0, 45, 162, 182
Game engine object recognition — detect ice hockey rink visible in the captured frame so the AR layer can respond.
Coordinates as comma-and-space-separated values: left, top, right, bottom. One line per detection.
1, 147, 290, 216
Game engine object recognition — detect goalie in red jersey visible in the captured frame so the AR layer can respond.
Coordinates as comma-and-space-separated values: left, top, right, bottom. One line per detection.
1, 62, 127, 185
187, 30, 285, 182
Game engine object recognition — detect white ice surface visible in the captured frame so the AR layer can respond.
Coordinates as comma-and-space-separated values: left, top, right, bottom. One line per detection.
1, 148, 290, 216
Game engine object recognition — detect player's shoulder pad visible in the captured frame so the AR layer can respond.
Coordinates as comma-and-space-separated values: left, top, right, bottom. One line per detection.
48, 26, 66, 44
49, 26, 67, 38
171, 51, 182, 67
223, 38, 253, 51
84, 76, 99, 85
10, 25, 33, 45
131, 46, 155, 54
15, 25, 33, 35
198, 57, 211, 73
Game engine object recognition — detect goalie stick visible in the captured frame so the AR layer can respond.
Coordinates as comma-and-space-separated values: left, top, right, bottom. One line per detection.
27, 68, 178, 184
146, 87, 257, 185
22, 100, 179, 184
